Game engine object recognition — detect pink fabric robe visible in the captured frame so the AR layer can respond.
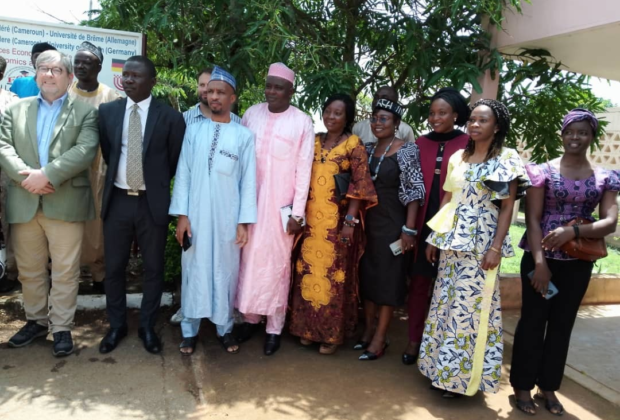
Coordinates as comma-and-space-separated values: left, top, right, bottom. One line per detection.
236, 103, 315, 316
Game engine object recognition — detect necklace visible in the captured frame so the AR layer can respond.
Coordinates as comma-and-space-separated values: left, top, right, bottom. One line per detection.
368, 136, 396, 181
319, 133, 342, 163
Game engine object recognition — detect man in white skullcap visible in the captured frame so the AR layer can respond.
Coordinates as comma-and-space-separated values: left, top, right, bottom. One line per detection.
236, 63, 314, 356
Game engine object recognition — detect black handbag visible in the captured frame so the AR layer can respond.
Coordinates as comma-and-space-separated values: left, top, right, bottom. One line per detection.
333, 173, 351, 200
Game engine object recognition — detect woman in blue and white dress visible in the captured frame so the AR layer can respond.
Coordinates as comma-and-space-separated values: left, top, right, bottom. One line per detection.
418, 99, 530, 398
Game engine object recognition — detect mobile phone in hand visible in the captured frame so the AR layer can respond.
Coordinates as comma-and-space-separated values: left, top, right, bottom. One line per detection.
183, 232, 192, 252
528, 270, 558, 299
389, 239, 402, 256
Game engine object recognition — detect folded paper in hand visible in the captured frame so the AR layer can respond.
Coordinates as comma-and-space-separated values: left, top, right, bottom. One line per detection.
280, 205, 305, 232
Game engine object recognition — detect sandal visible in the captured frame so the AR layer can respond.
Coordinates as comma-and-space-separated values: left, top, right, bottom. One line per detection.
179, 336, 198, 356
353, 340, 370, 350
300, 338, 313, 346
515, 398, 536, 416
217, 333, 240, 354
442, 390, 463, 399
319, 343, 338, 355
534, 392, 564, 416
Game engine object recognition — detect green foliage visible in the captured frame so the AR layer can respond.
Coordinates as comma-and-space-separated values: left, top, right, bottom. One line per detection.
164, 181, 181, 283
498, 50, 609, 163
164, 219, 182, 283
87, 0, 608, 161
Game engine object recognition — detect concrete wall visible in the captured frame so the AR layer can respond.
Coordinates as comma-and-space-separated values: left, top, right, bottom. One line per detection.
500, 274, 620, 310
495, 1, 620, 49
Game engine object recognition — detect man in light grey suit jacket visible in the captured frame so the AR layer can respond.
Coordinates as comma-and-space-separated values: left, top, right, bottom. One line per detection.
0, 50, 99, 357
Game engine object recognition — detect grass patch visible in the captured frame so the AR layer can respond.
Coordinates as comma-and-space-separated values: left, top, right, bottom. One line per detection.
502, 223, 620, 274
502, 224, 525, 274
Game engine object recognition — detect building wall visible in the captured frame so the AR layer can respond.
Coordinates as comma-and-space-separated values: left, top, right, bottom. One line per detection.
495, 1, 620, 49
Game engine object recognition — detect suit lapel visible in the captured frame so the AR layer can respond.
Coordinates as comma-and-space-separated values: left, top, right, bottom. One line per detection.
143, 99, 160, 159
48, 97, 73, 148
26, 99, 40, 165
114, 98, 128, 153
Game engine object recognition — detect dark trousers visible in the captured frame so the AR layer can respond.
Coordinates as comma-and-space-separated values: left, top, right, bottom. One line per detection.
407, 274, 433, 343
103, 188, 168, 329
510, 251, 593, 391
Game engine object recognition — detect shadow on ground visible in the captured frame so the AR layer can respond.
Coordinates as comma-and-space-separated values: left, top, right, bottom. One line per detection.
0, 305, 617, 420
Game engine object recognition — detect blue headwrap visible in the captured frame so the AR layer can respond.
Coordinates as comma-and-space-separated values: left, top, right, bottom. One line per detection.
210, 65, 236, 91
562, 108, 598, 135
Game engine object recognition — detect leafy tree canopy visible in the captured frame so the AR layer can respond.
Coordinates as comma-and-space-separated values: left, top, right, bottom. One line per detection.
87, 0, 609, 162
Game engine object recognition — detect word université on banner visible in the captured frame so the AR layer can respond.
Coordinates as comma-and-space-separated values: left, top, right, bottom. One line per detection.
0, 17, 144, 95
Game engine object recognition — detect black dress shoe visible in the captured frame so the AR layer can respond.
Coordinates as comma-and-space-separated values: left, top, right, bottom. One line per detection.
402, 352, 418, 365
236, 322, 259, 343
138, 327, 162, 354
99, 325, 128, 354
0, 276, 16, 293
264, 333, 281, 356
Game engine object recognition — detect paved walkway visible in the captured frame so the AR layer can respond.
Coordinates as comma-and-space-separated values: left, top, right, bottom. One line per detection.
503, 304, 620, 407
1, 307, 618, 420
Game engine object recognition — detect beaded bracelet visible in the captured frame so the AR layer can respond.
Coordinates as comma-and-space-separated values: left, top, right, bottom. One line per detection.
343, 221, 357, 228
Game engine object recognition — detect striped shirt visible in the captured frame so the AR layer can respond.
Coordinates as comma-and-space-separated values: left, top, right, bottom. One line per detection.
183, 103, 242, 127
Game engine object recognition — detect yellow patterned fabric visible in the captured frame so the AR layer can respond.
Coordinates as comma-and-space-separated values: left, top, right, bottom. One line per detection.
289, 134, 377, 344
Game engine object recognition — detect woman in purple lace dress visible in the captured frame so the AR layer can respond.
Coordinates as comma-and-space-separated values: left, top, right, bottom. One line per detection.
510, 109, 620, 416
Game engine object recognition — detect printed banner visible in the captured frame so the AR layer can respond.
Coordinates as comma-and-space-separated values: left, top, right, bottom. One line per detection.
0, 17, 143, 96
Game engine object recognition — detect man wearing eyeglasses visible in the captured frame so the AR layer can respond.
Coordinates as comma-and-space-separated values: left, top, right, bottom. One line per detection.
0, 50, 99, 357
353, 86, 415, 145
9, 42, 57, 99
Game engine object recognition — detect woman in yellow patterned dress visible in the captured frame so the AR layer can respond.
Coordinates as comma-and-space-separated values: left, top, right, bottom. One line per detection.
289, 94, 377, 354
418, 99, 530, 398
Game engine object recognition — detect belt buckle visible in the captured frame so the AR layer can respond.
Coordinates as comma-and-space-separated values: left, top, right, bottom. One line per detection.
127, 190, 139, 196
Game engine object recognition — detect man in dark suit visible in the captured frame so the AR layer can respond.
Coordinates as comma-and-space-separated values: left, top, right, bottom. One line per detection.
97, 56, 185, 354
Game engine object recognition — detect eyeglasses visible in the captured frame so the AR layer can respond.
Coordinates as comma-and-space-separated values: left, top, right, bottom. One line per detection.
370, 116, 392, 124
37, 67, 64, 76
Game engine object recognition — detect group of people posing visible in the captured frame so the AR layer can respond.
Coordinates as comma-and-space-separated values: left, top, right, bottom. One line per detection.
0, 40, 618, 417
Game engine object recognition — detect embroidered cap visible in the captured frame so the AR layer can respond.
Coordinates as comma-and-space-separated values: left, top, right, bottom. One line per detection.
77, 41, 104, 63
210, 65, 236, 91
267, 62, 295, 84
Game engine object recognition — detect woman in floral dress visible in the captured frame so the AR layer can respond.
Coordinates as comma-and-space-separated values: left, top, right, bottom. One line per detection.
418, 99, 530, 398
289, 94, 377, 355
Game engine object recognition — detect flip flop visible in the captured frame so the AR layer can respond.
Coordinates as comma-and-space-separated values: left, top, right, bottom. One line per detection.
515, 398, 536, 416
179, 336, 198, 356
217, 332, 240, 354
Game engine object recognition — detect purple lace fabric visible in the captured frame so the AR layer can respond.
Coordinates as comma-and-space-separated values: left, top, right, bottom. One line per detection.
519, 163, 620, 260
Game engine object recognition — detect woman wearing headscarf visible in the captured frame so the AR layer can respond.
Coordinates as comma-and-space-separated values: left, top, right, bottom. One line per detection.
357, 99, 425, 360
418, 99, 530, 397
511, 109, 620, 416
403, 88, 470, 365
289, 94, 377, 355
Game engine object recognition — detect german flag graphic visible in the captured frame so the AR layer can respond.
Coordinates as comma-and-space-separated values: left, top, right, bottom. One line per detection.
112, 59, 125, 73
